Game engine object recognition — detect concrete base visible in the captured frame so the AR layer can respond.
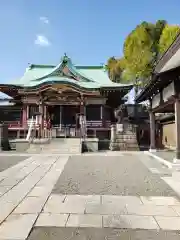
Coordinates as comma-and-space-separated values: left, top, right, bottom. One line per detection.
32, 138, 50, 144
83, 138, 99, 152
149, 149, 157, 153
10, 139, 30, 152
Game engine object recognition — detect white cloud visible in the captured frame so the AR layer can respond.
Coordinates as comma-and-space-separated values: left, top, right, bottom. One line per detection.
34, 35, 51, 47
40, 16, 49, 24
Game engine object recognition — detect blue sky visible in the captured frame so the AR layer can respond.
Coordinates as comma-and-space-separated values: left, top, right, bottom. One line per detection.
0, 0, 180, 84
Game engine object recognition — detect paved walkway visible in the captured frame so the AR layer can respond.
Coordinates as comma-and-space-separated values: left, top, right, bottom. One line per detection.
0, 155, 29, 172
0, 155, 68, 239
0, 152, 180, 239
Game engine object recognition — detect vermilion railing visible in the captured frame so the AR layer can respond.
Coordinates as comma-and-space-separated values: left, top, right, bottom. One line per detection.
6, 120, 48, 129
6, 120, 111, 129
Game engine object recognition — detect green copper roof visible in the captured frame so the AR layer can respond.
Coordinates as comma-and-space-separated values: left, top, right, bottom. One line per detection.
11, 55, 133, 91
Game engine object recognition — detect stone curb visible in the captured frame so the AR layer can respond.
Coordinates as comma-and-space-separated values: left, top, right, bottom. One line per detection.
144, 151, 173, 169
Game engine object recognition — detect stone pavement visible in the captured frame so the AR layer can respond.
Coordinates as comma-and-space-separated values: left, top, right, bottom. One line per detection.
0, 152, 180, 239
0, 155, 29, 172
0, 155, 68, 239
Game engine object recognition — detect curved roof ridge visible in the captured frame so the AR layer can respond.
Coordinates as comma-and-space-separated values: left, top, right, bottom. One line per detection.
17, 61, 64, 84
33, 59, 64, 81
67, 60, 95, 82
30, 64, 55, 68
28, 56, 96, 83
75, 65, 103, 69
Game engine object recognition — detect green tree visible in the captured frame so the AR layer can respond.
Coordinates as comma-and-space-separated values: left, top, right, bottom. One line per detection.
107, 20, 179, 95
123, 24, 154, 79
122, 20, 166, 86
106, 57, 125, 82
151, 20, 167, 59
158, 24, 180, 54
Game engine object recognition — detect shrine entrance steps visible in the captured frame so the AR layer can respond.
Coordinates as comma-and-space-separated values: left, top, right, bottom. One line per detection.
26, 138, 81, 154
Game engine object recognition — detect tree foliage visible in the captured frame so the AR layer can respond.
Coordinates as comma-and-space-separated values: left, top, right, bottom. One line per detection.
106, 57, 125, 82
106, 20, 180, 88
158, 25, 180, 54
123, 23, 154, 79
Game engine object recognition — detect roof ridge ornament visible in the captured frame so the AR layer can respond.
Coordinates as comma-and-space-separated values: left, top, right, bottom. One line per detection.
62, 53, 69, 63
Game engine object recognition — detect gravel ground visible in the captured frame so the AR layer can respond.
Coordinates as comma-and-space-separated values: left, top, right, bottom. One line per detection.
52, 155, 177, 196
0, 156, 29, 172
28, 227, 180, 240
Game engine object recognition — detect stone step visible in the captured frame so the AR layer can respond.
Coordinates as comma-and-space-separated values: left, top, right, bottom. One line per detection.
26, 139, 82, 154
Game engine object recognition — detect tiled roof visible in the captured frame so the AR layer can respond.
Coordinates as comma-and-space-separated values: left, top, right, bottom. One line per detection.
11, 55, 133, 91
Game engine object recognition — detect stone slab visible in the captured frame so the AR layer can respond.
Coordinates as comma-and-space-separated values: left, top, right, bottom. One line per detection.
43, 195, 85, 214
0, 186, 12, 197
103, 215, 159, 229
126, 204, 178, 216
162, 177, 180, 198
27, 227, 180, 240
0, 213, 38, 240
172, 206, 180, 216
0, 156, 67, 223
28, 186, 52, 197
85, 203, 127, 215
0, 164, 39, 187
0, 165, 52, 223
64, 195, 101, 205
155, 216, 180, 230
66, 214, 102, 228
103, 214, 131, 228
0, 157, 34, 182
35, 213, 69, 227
0, 156, 29, 172
102, 195, 142, 205
13, 196, 47, 214
140, 196, 180, 206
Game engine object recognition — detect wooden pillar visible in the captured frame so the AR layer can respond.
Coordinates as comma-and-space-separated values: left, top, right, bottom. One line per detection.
44, 105, 47, 120
80, 102, 85, 115
26, 105, 29, 120
44, 105, 47, 137
174, 98, 180, 160
79, 100, 86, 137
22, 105, 27, 127
59, 105, 62, 130
38, 103, 44, 138
101, 105, 105, 127
100, 105, 103, 119
149, 110, 156, 150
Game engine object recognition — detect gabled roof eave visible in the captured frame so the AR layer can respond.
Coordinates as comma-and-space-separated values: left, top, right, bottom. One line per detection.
135, 32, 180, 103
154, 31, 180, 74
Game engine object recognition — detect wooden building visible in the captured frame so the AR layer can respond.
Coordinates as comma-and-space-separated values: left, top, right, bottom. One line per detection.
136, 32, 180, 161
0, 54, 133, 139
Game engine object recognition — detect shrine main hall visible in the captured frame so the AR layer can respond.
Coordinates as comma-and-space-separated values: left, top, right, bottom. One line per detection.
0, 54, 133, 139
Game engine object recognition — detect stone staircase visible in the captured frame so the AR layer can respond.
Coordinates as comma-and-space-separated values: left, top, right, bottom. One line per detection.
26, 138, 81, 154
